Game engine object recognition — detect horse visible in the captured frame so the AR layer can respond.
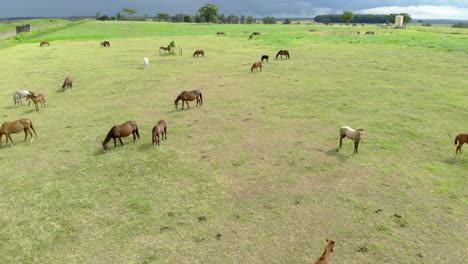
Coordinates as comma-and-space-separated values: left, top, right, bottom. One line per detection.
100, 41, 110, 47
365, 31, 375, 35
152, 120, 168, 146
102, 121, 140, 153
193, 50, 205, 57
174, 90, 203, 110
337, 126, 364, 154
251, 62, 262, 72
0, 119, 37, 148
311, 239, 335, 264
276, 50, 290, 59
39, 41, 49, 47
143, 57, 149, 68
252, 32, 260, 35
13, 91, 33, 106
248, 34, 254, 40
261, 55, 269, 62
61, 76, 73, 91
26, 93, 46, 112
454, 133, 468, 154
217, 32, 225, 36
160, 46, 170, 54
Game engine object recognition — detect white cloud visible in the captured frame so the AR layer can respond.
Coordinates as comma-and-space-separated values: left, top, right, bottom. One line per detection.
358, 5, 468, 19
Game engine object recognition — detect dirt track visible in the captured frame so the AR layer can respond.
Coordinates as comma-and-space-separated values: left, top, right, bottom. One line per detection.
0, 23, 66, 40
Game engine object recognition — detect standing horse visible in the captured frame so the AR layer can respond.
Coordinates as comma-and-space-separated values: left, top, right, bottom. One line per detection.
174, 90, 203, 110
261, 55, 269, 62
62, 76, 73, 91
0, 119, 37, 147
193, 50, 205, 57
100, 41, 110, 47
311, 239, 335, 264
365, 31, 375, 35
159, 47, 170, 54
337, 126, 364, 154
217, 32, 225, 36
252, 32, 260, 35
102, 121, 140, 153
143, 57, 149, 68
276, 50, 290, 59
39, 41, 49, 47
251, 62, 262, 72
454, 133, 468, 154
152, 120, 168, 146
13, 91, 33, 106
26, 93, 46, 112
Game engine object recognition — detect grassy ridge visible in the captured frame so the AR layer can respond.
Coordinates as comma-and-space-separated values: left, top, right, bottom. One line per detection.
0, 18, 71, 32
0, 22, 466, 263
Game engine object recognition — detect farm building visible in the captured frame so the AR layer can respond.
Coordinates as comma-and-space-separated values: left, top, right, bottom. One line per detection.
16, 24, 31, 34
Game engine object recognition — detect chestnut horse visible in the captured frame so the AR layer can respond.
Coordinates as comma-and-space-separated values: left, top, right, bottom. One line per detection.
365, 31, 375, 35
455, 133, 468, 154
152, 120, 168, 146
26, 93, 46, 112
174, 90, 203, 110
251, 62, 262, 72
0, 118, 37, 147
217, 32, 225, 36
276, 50, 290, 59
193, 50, 205, 57
39, 41, 49, 47
261, 55, 269, 62
62, 75, 73, 91
102, 121, 140, 153
160, 46, 170, 53
252, 32, 260, 35
311, 239, 335, 264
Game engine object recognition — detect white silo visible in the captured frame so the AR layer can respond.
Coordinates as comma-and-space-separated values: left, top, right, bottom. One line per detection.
395, 15, 404, 27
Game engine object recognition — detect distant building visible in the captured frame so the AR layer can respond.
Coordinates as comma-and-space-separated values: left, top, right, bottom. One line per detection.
16, 24, 31, 34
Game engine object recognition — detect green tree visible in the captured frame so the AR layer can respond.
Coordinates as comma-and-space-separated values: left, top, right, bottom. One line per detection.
262, 16, 276, 24
122, 8, 137, 16
183, 15, 194, 23
95, 12, 101, 19
341, 11, 354, 23
171, 13, 184, 22
155, 13, 170, 22
198, 3, 220, 23
116, 12, 122, 21
283, 18, 291, 24
246, 16, 255, 24
240, 15, 246, 24
387, 13, 412, 24
218, 14, 226, 23
227, 15, 239, 24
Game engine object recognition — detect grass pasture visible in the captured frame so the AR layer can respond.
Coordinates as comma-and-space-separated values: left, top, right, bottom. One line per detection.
0, 21, 467, 263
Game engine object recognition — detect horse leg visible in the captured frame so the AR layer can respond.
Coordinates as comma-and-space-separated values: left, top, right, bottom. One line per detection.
28, 128, 34, 142
456, 144, 462, 154
354, 141, 359, 154
20, 98, 23, 106
338, 135, 345, 150
35, 103, 39, 112
24, 129, 28, 141
164, 127, 167, 140
8, 134, 14, 145
186, 101, 190, 109
133, 132, 136, 142
114, 138, 117, 147
119, 138, 124, 146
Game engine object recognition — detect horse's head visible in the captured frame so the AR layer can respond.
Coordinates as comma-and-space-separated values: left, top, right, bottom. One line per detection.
174, 98, 179, 109
356, 128, 364, 135
102, 141, 109, 153
326, 239, 336, 252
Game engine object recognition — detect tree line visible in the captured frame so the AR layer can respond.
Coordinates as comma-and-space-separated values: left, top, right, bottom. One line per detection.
315, 13, 412, 24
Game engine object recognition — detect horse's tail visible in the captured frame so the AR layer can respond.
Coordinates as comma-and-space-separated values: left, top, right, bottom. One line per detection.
30, 120, 37, 136
135, 126, 140, 139
454, 136, 458, 145
199, 92, 203, 105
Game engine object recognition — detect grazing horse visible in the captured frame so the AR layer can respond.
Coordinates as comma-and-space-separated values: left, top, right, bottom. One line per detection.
365, 31, 375, 35
0, 119, 37, 147
160, 46, 170, 54
102, 121, 140, 153
337, 126, 364, 154
249, 34, 254, 40
143, 57, 149, 68
252, 32, 260, 35
100, 41, 110, 47
261, 55, 269, 62
39, 41, 49, 47
217, 32, 225, 36
454, 133, 468, 154
152, 120, 168, 146
193, 50, 205, 57
251, 62, 262, 72
311, 239, 335, 264
61, 76, 73, 91
26, 93, 46, 112
276, 50, 290, 59
13, 91, 33, 106
174, 90, 203, 110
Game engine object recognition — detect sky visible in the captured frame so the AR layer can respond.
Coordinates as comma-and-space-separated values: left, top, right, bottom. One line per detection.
2, 0, 468, 19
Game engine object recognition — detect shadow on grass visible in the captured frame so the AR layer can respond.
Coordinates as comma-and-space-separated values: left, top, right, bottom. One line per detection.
325, 148, 350, 161
22, 109, 36, 114
4, 105, 17, 110
443, 156, 467, 166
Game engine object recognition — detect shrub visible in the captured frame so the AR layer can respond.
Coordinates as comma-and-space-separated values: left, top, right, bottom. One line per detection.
452, 22, 468, 28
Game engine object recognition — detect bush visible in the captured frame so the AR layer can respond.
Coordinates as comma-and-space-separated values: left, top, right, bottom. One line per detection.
262, 16, 276, 24
283, 19, 291, 24
422, 23, 432, 27
452, 22, 468, 28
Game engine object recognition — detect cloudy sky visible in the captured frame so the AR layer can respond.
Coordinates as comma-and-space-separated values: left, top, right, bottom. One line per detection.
2, 0, 468, 19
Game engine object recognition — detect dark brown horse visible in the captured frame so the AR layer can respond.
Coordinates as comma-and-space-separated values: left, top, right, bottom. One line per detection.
193, 50, 205, 57
455, 133, 468, 154
39, 41, 49, 47
216, 32, 225, 36
62, 76, 73, 91
174, 90, 203, 110
26, 93, 46, 112
160, 46, 170, 53
311, 239, 335, 264
152, 120, 168, 146
248, 34, 254, 40
252, 32, 260, 35
276, 50, 290, 59
365, 31, 375, 35
100, 41, 110, 47
261, 55, 269, 62
0, 118, 37, 147
251, 62, 262, 72
102, 121, 140, 153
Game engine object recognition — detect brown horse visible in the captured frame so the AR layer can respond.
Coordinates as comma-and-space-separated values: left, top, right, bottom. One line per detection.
160, 46, 170, 53
100, 41, 110, 47
216, 32, 225, 36
193, 50, 205, 57
26, 93, 46, 112
102, 121, 140, 153
0, 119, 37, 147
152, 120, 168, 146
311, 239, 335, 264
455, 133, 468, 154
365, 31, 375, 35
62, 76, 73, 91
174, 90, 203, 110
251, 62, 262, 72
276, 50, 290, 59
261, 55, 269, 62
252, 32, 260, 35
39, 41, 49, 47
248, 34, 254, 40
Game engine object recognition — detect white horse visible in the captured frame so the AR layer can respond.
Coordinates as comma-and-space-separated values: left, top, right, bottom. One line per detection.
13, 91, 33, 106
143, 57, 149, 68
337, 126, 364, 154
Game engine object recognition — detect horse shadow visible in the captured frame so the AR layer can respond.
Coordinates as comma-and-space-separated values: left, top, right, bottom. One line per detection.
22, 109, 36, 114
325, 148, 350, 161
4, 105, 16, 110
443, 156, 466, 166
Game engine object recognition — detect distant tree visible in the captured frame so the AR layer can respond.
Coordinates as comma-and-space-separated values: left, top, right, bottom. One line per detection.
97, 15, 111, 21
155, 13, 170, 22
452, 22, 468, 28
116, 12, 122, 21
110, 16, 116, 21
95, 12, 101, 19
246, 16, 255, 24
218, 14, 226, 23
417, 20, 423, 23
194, 14, 203, 23
198, 3, 220, 23
262, 16, 276, 24
240, 15, 246, 24
145, 14, 148, 19
387, 13, 412, 24
122, 8, 137, 17
341, 11, 354, 23
422, 23, 432, 27
227, 14, 239, 24
171, 13, 184, 22
183, 15, 194, 23
283, 18, 291, 24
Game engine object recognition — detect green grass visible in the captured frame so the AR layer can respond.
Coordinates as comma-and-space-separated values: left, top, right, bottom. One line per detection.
0, 18, 71, 32
0, 21, 466, 263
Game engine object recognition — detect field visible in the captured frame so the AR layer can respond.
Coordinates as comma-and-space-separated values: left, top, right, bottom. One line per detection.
0, 18, 70, 32
0, 21, 467, 263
